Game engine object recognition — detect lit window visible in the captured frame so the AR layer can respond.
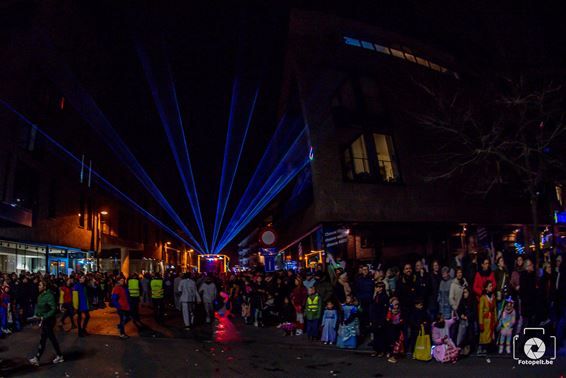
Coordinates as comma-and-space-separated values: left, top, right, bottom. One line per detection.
344, 37, 361, 47
361, 40, 374, 50
403, 52, 416, 63
343, 134, 401, 183
343, 35, 456, 78
557, 185, 564, 207
344, 136, 371, 180
373, 133, 400, 182
389, 48, 405, 59
374, 44, 390, 54
415, 57, 430, 67
429, 62, 441, 72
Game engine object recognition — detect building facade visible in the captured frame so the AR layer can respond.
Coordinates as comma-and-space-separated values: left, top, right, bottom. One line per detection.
0, 1, 189, 275
238, 10, 564, 268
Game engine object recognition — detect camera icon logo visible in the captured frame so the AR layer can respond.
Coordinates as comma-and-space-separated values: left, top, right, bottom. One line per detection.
523, 337, 545, 360
513, 327, 556, 365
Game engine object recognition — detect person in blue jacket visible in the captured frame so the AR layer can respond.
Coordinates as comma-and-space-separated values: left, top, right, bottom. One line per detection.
73, 275, 90, 337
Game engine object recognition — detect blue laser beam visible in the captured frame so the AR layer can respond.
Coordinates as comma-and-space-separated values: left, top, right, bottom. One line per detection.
211, 78, 260, 252
215, 128, 310, 252
210, 13, 265, 252
134, 35, 209, 252
31, 30, 204, 251
214, 114, 302, 248
215, 157, 310, 253
0, 99, 199, 251
217, 122, 307, 245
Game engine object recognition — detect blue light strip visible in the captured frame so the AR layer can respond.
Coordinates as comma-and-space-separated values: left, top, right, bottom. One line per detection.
34, 33, 204, 251
0, 99, 199, 250
211, 77, 260, 252
134, 37, 209, 252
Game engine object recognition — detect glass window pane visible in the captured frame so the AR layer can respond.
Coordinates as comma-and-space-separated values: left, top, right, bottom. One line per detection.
344, 37, 361, 47
389, 48, 405, 59
403, 53, 416, 63
374, 44, 390, 54
373, 133, 399, 182
360, 77, 383, 115
351, 135, 368, 159
361, 40, 374, 50
429, 62, 441, 71
415, 57, 430, 67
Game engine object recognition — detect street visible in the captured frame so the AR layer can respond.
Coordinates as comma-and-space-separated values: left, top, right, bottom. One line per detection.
0, 307, 563, 378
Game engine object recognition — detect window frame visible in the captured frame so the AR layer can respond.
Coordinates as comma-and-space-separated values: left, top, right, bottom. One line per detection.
342, 132, 402, 184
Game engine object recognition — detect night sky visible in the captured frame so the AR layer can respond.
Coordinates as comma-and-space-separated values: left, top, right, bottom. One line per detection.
8, 0, 566, 248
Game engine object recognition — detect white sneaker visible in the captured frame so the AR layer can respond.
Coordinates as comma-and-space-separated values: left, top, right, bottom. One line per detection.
29, 357, 39, 366
506, 346, 511, 354
254, 321, 258, 327
53, 355, 64, 364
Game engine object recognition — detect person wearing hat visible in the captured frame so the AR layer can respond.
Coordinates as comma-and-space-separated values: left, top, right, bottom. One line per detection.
496, 296, 516, 354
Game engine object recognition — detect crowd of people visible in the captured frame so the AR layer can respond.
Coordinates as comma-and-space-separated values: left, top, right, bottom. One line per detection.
0, 247, 564, 367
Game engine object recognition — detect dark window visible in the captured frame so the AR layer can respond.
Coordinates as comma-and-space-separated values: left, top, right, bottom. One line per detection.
87, 198, 93, 230
13, 161, 38, 211
78, 192, 85, 228
331, 79, 357, 113
48, 180, 57, 218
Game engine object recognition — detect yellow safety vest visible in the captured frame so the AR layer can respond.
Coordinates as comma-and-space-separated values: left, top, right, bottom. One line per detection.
128, 279, 140, 298
306, 295, 319, 312
150, 279, 164, 299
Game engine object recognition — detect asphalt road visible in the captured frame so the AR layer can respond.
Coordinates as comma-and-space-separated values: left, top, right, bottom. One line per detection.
0, 307, 564, 377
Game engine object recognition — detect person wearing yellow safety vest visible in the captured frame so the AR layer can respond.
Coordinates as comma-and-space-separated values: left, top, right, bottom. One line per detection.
127, 273, 143, 328
150, 273, 165, 324
305, 286, 322, 341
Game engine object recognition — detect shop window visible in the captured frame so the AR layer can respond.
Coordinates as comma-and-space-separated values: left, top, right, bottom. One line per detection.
373, 133, 400, 182
344, 135, 371, 180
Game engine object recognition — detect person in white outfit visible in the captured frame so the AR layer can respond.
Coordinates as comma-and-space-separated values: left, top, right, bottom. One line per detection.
173, 274, 183, 311
199, 276, 217, 324
449, 267, 468, 312
178, 273, 201, 329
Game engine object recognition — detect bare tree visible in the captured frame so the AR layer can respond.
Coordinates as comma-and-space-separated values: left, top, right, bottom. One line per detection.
416, 76, 566, 267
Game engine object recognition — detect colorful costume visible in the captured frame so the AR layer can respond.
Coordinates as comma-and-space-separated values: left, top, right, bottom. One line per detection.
432, 318, 460, 363
320, 309, 338, 344
337, 304, 359, 349
478, 293, 496, 345
497, 305, 516, 353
